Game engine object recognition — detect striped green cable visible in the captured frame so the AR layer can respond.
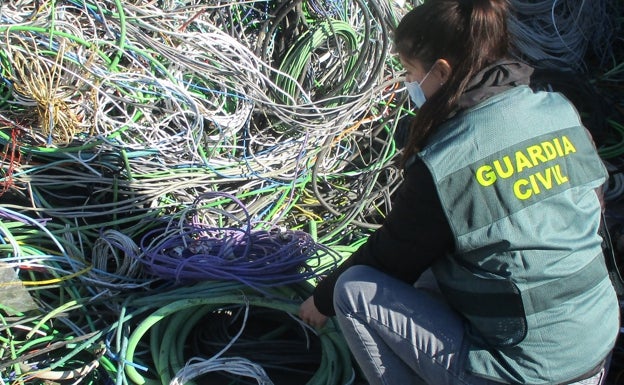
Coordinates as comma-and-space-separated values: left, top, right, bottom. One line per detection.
0, 49, 11, 108
276, 19, 361, 103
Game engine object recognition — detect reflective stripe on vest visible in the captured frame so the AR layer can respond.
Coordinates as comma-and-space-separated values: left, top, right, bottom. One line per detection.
436, 251, 607, 318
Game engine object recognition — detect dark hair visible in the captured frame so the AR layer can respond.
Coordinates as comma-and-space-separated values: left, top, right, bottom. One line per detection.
395, 0, 511, 165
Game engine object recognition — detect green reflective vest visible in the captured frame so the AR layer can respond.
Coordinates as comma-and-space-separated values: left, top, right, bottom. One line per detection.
418, 86, 619, 384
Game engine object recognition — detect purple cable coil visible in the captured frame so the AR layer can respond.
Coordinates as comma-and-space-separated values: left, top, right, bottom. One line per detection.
138, 192, 339, 287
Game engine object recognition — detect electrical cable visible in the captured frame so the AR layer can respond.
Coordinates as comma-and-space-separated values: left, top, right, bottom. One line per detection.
114, 281, 354, 385
137, 191, 342, 288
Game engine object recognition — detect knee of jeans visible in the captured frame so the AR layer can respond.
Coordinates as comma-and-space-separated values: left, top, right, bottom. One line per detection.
333, 265, 378, 317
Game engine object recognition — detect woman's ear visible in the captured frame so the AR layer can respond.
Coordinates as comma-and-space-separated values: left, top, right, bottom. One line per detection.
433, 59, 452, 85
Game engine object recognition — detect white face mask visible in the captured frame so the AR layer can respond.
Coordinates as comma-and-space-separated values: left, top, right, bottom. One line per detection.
405, 69, 432, 108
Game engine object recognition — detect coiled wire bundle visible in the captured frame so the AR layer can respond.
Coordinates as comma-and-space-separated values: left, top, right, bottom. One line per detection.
509, 0, 617, 72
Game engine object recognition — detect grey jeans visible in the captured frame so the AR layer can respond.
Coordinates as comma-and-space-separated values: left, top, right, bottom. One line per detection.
332, 265, 608, 385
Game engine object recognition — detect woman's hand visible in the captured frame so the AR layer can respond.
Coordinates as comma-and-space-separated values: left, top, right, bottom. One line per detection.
299, 296, 328, 329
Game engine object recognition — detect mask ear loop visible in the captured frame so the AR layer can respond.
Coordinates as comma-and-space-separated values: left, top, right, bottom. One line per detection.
419, 66, 433, 86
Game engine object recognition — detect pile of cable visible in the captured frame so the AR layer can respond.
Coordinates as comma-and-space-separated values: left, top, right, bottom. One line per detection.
137, 192, 342, 287
110, 280, 354, 385
508, 0, 617, 72
0, 0, 407, 243
0, 208, 123, 385
0, 1, 622, 385
0, 0, 395, 144
0, 2, 404, 383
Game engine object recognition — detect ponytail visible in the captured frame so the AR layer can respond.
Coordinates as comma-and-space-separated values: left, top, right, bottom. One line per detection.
465, 0, 510, 65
